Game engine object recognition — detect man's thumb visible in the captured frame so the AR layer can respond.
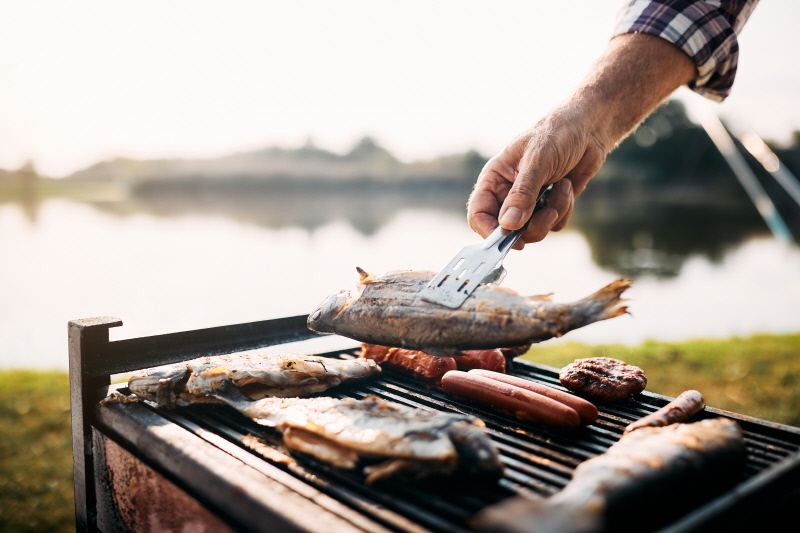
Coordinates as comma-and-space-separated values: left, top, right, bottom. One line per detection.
497, 179, 540, 230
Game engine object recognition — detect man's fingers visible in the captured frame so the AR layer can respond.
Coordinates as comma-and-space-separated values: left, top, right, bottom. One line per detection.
469, 212, 499, 239
547, 178, 573, 230
552, 200, 574, 232
519, 178, 572, 243
497, 176, 543, 231
467, 157, 518, 238
518, 207, 558, 245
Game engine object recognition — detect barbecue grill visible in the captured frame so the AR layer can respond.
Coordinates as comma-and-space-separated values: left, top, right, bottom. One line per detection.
69, 315, 800, 533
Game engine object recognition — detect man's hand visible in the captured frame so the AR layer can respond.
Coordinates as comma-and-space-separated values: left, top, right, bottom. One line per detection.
468, 108, 606, 249
467, 33, 696, 249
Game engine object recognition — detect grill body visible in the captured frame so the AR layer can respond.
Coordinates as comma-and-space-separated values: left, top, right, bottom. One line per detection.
69, 316, 800, 533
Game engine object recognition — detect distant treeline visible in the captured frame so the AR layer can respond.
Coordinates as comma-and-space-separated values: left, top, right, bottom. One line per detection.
3, 100, 800, 210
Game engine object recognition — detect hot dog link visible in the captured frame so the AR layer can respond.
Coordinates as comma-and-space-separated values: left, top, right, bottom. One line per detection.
467, 369, 599, 425
440, 371, 581, 428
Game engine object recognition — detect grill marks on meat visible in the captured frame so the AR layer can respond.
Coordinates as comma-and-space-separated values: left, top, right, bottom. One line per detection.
475, 418, 746, 533
454, 349, 507, 373
307, 269, 631, 356
360, 343, 506, 385
559, 357, 646, 401
360, 344, 457, 383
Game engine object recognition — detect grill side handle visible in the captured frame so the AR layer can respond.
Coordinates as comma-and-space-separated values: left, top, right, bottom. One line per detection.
69, 317, 123, 533
68, 313, 320, 532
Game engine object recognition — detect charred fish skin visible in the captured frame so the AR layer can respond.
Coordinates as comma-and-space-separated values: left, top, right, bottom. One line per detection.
474, 418, 745, 533
210, 386, 505, 484
127, 353, 381, 408
308, 269, 630, 354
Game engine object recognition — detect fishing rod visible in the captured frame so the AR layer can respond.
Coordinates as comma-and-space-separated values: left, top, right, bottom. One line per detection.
699, 113, 795, 246
739, 131, 800, 208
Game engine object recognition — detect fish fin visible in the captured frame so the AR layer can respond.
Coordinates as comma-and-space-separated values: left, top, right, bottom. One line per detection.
282, 427, 360, 469
364, 458, 456, 485
364, 459, 418, 484
356, 266, 375, 284
155, 368, 191, 409
492, 286, 521, 296
206, 381, 254, 410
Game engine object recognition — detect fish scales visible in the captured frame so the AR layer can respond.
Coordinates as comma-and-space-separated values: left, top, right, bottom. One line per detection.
308, 269, 631, 355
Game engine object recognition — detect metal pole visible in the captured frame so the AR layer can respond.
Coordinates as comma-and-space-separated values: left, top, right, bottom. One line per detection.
739, 131, 800, 208
699, 114, 795, 246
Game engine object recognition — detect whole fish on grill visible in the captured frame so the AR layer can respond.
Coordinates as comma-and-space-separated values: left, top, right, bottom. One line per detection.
211, 385, 505, 484
127, 353, 380, 409
474, 418, 745, 533
308, 268, 630, 355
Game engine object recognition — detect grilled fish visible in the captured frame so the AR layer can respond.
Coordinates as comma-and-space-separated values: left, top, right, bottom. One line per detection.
127, 353, 380, 409
212, 386, 505, 484
474, 418, 745, 533
308, 268, 630, 355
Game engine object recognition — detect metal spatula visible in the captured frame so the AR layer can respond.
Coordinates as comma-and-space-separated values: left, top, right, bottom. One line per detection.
419, 185, 552, 308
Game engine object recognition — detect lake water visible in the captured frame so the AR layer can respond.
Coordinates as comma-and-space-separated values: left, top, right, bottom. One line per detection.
1, 194, 799, 369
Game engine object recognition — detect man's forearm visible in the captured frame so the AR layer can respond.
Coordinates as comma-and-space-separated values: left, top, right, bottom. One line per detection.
570, 32, 696, 153
466, 31, 698, 242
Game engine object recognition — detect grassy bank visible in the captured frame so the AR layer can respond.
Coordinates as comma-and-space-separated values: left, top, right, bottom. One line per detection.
1, 333, 798, 532
0, 371, 73, 532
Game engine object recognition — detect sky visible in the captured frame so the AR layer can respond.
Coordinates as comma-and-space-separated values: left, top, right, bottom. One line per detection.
1, 0, 798, 178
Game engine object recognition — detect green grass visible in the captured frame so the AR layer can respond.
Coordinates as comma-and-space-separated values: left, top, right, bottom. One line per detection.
0, 371, 74, 532
0, 333, 798, 531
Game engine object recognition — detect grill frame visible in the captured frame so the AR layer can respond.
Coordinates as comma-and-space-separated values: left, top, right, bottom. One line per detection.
69, 315, 800, 533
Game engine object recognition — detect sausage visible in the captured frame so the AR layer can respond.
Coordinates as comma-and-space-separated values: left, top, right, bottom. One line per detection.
360, 343, 457, 383
454, 349, 506, 373
468, 369, 599, 425
624, 390, 705, 435
440, 371, 581, 428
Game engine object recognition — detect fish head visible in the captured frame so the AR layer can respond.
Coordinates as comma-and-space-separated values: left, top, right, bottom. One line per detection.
307, 289, 351, 333
127, 365, 191, 409
447, 420, 505, 479
309, 267, 378, 333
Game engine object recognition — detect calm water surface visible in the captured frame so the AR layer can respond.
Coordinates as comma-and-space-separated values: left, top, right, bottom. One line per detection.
1, 198, 799, 369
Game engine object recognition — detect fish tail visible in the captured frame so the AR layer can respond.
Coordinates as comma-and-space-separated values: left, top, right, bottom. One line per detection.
545, 279, 631, 338
583, 278, 631, 321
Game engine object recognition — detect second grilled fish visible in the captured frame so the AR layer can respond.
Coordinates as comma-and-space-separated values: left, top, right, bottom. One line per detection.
308, 268, 630, 355
128, 353, 380, 408
212, 387, 505, 484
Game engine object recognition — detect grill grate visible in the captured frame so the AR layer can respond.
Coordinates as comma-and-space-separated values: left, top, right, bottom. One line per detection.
118, 347, 800, 533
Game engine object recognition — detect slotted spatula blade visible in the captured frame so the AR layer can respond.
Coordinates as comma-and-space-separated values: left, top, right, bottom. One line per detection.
419, 186, 551, 308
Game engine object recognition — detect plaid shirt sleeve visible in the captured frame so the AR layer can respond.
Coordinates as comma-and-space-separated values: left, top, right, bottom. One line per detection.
612, 0, 760, 102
